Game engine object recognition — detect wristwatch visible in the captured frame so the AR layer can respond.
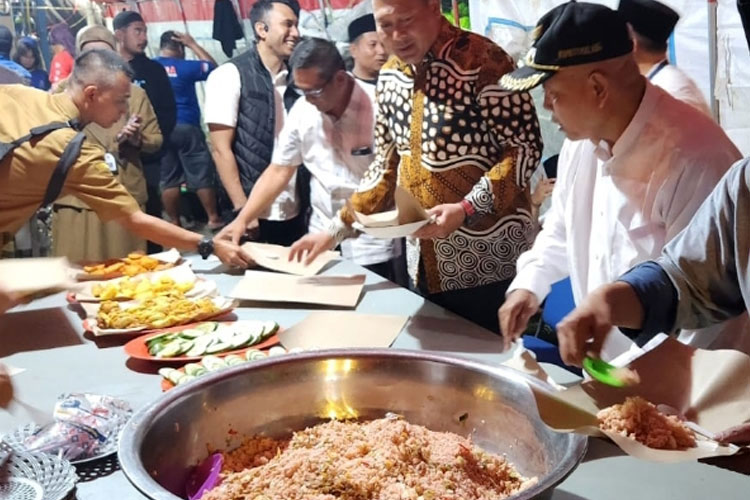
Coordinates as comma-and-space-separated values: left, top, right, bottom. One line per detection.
197, 236, 214, 260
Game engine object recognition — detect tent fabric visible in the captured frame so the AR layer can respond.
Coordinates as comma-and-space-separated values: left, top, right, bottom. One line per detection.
469, 0, 750, 156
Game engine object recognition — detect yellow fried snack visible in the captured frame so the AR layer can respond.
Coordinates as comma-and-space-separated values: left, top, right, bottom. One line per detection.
91, 276, 194, 301
96, 296, 220, 330
82, 253, 176, 278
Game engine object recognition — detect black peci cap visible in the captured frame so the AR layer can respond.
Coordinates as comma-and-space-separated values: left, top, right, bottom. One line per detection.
499, 1, 633, 92
618, 0, 679, 45
348, 14, 376, 43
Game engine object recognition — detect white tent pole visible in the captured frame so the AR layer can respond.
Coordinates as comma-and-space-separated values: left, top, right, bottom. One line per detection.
708, 0, 720, 122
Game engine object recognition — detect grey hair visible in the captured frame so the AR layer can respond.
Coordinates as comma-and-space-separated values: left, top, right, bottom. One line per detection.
70, 49, 134, 89
289, 37, 345, 81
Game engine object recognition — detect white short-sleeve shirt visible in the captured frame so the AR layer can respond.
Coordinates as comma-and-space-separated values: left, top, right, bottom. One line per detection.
272, 80, 399, 265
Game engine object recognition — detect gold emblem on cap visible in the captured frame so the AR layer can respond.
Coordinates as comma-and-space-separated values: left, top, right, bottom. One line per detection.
523, 48, 560, 71
558, 42, 603, 59
500, 72, 546, 91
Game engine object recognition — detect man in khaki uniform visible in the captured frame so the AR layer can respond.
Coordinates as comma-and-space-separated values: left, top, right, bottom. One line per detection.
52, 25, 163, 261
0, 49, 250, 267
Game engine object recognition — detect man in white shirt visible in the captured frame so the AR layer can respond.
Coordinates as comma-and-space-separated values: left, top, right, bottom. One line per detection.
618, 0, 711, 116
204, 0, 307, 246
220, 37, 400, 277
497, 2, 743, 360
347, 14, 388, 95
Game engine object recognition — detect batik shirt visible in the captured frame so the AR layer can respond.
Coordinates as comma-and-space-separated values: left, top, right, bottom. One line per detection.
332, 19, 543, 293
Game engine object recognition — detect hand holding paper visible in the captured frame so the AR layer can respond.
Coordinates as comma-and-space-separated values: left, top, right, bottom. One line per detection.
351, 186, 432, 239
413, 203, 466, 240
0, 257, 74, 299
289, 233, 337, 266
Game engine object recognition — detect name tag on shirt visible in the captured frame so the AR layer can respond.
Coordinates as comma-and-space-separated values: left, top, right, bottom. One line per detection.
104, 153, 118, 173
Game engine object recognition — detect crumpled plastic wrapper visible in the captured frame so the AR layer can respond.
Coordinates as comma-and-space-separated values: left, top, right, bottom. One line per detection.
22, 393, 132, 461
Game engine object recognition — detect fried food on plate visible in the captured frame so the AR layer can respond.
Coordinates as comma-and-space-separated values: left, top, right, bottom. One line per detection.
91, 275, 194, 301
96, 296, 220, 330
83, 253, 173, 278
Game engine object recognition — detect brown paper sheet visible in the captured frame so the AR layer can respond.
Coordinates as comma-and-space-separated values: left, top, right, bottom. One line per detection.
229, 270, 366, 308
526, 337, 747, 462
0, 257, 74, 296
242, 242, 339, 276
279, 311, 408, 349
351, 186, 432, 238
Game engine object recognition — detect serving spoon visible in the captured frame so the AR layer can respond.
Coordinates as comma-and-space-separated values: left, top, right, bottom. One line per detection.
582, 357, 640, 388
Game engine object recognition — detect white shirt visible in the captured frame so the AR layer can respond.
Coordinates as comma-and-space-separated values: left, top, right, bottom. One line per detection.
272, 79, 399, 266
204, 61, 298, 221
648, 60, 712, 117
507, 83, 742, 360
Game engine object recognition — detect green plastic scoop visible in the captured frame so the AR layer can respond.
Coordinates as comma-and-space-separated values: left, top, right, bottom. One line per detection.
582, 357, 639, 388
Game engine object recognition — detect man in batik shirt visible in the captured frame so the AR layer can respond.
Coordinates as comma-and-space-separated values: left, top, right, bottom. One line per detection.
290, 0, 542, 332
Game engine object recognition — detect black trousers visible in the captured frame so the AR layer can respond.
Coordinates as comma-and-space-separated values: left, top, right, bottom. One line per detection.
143, 158, 164, 253
418, 262, 511, 334
257, 213, 308, 247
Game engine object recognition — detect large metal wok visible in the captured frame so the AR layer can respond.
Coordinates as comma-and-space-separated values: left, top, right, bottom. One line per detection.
119, 349, 587, 499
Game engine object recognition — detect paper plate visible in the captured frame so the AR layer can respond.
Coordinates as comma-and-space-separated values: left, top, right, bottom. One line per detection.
352, 219, 430, 239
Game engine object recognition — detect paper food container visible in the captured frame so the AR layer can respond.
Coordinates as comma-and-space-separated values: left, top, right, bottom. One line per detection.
241, 242, 340, 277
0, 257, 74, 296
229, 270, 366, 308
520, 337, 747, 462
351, 186, 432, 239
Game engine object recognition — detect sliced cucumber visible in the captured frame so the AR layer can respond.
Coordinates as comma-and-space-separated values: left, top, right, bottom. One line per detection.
268, 346, 287, 357
224, 355, 245, 366
205, 340, 232, 354
229, 331, 252, 350
158, 367, 178, 380
185, 336, 213, 357
178, 329, 204, 340
245, 349, 262, 361
149, 341, 168, 356
202, 355, 227, 371
184, 363, 207, 377
156, 340, 183, 358
146, 332, 173, 346
261, 321, 279, 339
195, 322, 219, 333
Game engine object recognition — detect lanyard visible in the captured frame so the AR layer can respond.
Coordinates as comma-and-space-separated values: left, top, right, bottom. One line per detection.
647, 60, 669, 81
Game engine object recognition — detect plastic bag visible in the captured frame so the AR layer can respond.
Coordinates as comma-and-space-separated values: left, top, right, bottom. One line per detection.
22, 393, 132, 461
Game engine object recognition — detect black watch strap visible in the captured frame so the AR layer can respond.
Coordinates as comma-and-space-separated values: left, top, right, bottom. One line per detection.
198, 236, 214, 259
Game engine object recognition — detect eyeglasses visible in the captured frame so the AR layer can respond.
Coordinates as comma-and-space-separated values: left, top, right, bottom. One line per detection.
299, 74, 334, 98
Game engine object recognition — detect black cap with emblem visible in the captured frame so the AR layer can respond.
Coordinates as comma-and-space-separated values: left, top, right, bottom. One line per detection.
618, 0, 679, 46
499, 1, 633, 92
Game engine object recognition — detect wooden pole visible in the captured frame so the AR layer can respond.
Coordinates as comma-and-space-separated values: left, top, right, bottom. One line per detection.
452, 0, 460, 27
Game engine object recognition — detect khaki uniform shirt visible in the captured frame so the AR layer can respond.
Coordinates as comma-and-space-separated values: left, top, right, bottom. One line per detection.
0, 85, 139, 234
54, 81, 162, 209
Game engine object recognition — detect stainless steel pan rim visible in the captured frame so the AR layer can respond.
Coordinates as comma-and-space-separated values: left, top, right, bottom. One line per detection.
119, 348, 587, 500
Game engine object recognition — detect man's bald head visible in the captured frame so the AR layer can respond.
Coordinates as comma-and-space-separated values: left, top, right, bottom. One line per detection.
542, 53, 645, 144
68, 49, 133, 128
